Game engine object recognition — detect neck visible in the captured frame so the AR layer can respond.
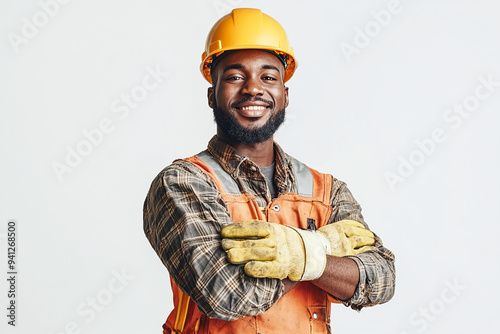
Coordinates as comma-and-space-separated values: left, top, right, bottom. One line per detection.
217, 131, 275, 167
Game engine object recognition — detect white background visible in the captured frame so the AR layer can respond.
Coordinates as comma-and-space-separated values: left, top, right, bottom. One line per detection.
1, 0, 500, 333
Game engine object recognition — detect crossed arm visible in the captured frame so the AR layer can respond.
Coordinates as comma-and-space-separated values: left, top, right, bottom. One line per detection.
281, 255, 359, 301
143, 161, 395, 320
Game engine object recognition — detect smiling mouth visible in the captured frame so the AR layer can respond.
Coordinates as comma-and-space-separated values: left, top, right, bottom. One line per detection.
239, 105, 268, 111
236, 105, 270, 118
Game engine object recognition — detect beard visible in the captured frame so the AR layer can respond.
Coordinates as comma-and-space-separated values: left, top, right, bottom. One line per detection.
212, 97, 286, 144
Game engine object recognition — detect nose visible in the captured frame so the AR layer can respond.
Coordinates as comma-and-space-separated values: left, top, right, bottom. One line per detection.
241, 76, 264, 96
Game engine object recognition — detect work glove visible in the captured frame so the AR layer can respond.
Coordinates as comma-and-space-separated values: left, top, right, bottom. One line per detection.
221, 219, 374, 281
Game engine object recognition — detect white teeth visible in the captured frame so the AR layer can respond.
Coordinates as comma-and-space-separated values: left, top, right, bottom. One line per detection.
240, 105, 266, 111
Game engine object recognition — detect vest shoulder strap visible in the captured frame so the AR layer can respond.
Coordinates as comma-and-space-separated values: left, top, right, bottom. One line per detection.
196, 151, 319, 198
289, 156, 313, 197
197, 151, 241, 195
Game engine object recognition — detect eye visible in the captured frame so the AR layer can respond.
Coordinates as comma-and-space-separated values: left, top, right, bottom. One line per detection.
262, 76, 277, 81
226, 75, 244, 81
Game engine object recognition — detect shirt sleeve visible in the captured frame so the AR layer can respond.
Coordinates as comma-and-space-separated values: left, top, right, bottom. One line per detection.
143, 160, 284, 321
328, 179, 396, 311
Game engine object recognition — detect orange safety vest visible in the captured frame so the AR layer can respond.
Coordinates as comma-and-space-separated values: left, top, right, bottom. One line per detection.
163, 151, 338, 334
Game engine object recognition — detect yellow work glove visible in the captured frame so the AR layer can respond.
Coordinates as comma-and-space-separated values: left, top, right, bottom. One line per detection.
320, 220, 375, 257
221, 219, 375, 281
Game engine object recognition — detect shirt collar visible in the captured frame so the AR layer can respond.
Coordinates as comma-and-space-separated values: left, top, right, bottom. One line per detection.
206, 135, 295, 192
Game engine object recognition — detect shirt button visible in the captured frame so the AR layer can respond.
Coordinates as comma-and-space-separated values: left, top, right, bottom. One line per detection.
272, 205, 280, 212
313, 312, 318, 319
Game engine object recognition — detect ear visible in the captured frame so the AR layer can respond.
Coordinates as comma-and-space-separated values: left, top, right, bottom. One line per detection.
207, 87, 214, 108
284, 86, 289, 108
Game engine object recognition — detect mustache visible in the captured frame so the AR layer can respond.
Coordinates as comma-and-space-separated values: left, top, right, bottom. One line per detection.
230, 96, 274, 109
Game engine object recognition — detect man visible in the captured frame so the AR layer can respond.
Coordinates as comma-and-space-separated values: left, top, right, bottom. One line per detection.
144, 8, 395, 334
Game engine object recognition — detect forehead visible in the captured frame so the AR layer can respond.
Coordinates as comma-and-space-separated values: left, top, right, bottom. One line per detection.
213, 49, 285, 74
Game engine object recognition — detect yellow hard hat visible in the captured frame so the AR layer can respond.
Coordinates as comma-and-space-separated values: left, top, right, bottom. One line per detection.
201, 8, 297, 84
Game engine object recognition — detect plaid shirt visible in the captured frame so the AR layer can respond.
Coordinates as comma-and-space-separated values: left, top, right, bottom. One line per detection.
143, 135, 395, 320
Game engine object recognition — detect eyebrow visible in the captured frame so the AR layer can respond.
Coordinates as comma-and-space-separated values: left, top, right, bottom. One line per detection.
222, 64, 281, 73
261, 64, 281, 72
222, 64, 244, 73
